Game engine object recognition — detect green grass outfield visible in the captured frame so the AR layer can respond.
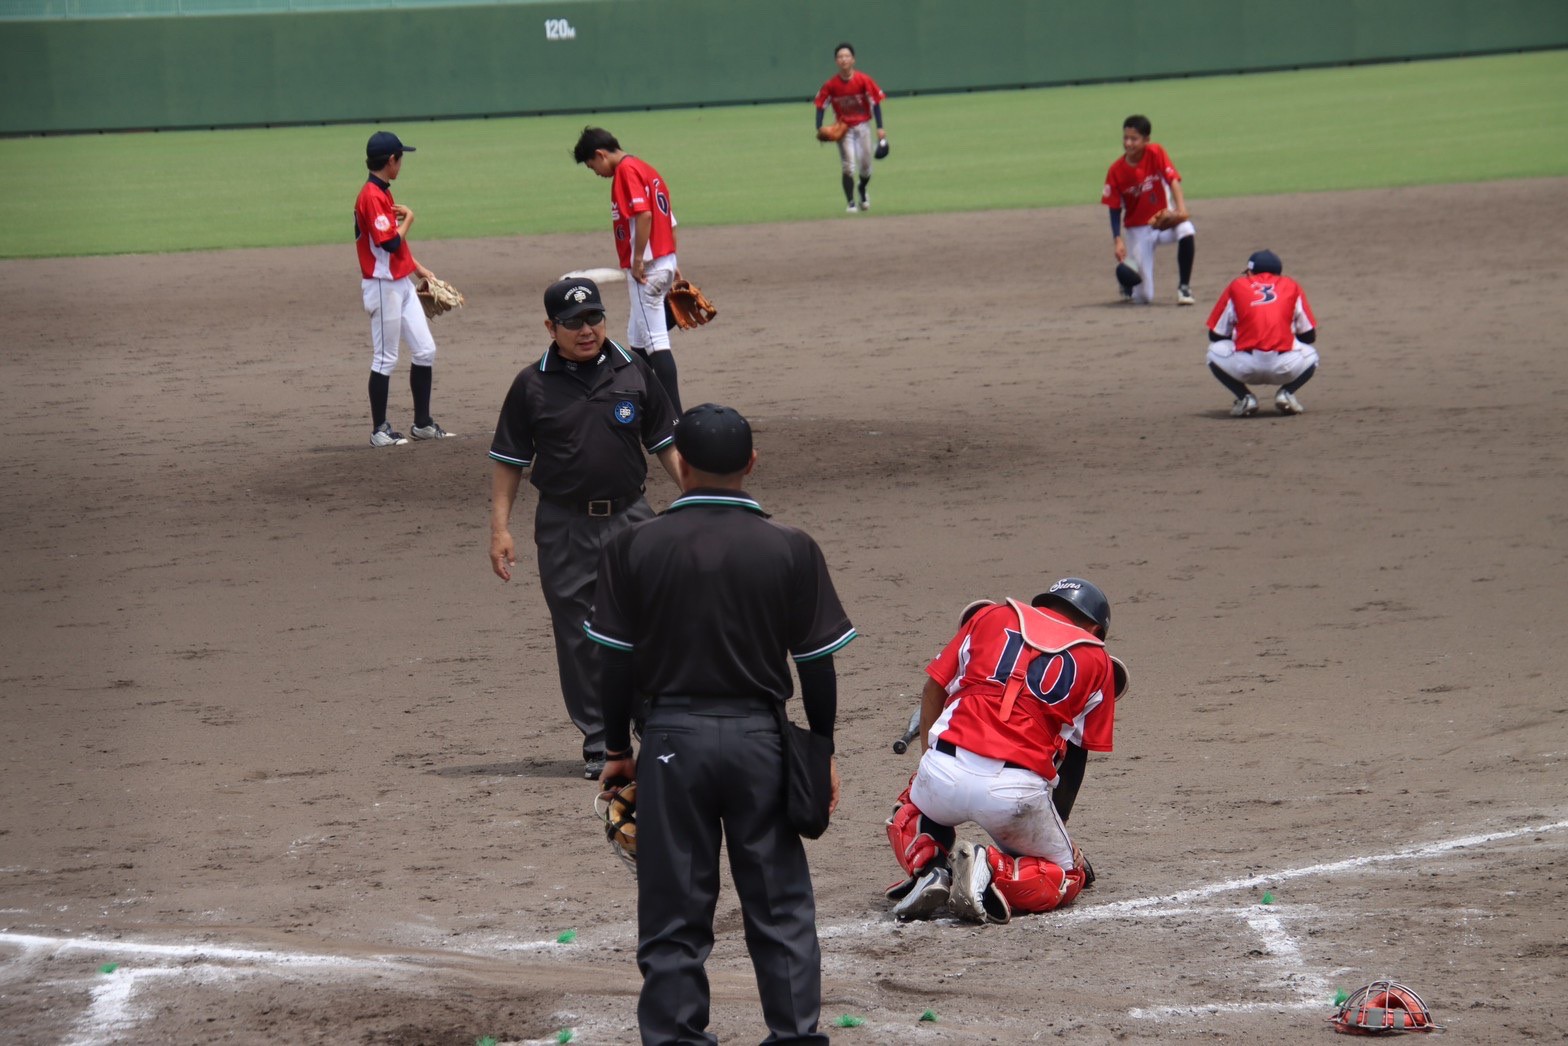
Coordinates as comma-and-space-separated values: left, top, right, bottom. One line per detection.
1, 50, 1563, 259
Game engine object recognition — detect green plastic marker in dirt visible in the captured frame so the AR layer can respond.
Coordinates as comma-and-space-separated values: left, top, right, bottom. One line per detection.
1261, 890, 1275, 905
476, 1037, 497, 1046
834, 1015, 865, 1028
919, 1009, 938, 1022
556, 929, 577, 944
1334, 988, 1350, 1006
556, 1029, 574, 1044
98, 963, 119, 974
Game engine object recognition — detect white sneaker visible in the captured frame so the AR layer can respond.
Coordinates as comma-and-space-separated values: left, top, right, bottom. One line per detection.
949, 842, 1010, 924
1230, 393, 1259, 418
410, 420, 455, 440
1274, 389, 1304, 415
1177, 285, 1196, 305
846, 202, 859, 214
860, 195, 871, 211
889, 865, 951, 921
370, 422, 408, 447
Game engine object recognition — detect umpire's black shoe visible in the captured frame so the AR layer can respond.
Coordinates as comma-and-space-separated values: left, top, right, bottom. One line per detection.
583, 752, 605, 780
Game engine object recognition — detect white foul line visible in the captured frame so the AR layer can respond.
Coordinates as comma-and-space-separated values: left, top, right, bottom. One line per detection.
1058, 818, 1568, 924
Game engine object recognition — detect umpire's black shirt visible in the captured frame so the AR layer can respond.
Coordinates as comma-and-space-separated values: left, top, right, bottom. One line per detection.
585, 489, 856, 735
488, 340, 675, 501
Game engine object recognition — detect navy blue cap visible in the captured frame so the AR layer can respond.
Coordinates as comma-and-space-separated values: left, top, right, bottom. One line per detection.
1247, 249, 1283, 276
544, 277, 604, 320
675, 404, 753, 475
366, 131, 415, 158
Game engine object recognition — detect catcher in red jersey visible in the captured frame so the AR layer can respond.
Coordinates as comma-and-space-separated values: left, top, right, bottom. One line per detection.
884, 579, 1124, 924
813, 42, 887, 214
1102, 114, 1197, 305
1206, 249, 1320, 416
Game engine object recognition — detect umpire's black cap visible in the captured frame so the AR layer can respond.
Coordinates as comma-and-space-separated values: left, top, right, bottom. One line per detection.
543, 277, 604, 321
675, 403, 753, 474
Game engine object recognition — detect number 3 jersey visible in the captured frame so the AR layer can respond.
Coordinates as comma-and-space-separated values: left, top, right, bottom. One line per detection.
1206, 272, 1317, 353
925, 602, 1116, 783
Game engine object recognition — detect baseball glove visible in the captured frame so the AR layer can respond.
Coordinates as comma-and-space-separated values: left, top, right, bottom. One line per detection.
594, 782, 637, 872
416, 273, 466, 319
817, 122, 848, 143
1150, 208, 1190, 231
667, 279, 717, 329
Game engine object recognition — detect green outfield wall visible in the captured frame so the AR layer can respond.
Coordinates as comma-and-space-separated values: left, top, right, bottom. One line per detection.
3, 0, 1565, 135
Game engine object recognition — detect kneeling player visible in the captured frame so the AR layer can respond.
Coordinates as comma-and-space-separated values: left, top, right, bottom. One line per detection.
885, 579, 1123, 923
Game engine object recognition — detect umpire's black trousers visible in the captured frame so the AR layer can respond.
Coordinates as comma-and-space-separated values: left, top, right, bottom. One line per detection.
636, 696, 827, 1045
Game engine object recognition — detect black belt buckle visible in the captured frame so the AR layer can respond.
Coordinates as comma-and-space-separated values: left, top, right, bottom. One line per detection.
587, 499, 613, 517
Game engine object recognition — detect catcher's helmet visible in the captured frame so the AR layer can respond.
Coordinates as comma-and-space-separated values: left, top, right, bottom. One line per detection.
594, 782, 638, 873
1329, 979, 1441, 1035
1115, 262, 1143, 289
874, 137, 890, 160
1247, 249, 1283, 275
1031, 578, 1112, 638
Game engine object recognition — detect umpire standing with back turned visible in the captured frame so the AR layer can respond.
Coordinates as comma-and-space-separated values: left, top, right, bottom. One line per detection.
489, 276, 681, 780
587, 403, 856, 1045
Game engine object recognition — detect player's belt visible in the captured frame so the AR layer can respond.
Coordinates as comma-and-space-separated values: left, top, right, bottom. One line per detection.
934, 737, 1032, 772
539, 490, 643, 517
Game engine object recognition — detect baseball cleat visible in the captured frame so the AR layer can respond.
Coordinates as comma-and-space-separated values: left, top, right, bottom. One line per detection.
410, 420, 455, 440
1177, 284, 1196, 305
370, 422, 408, 447
890, 865, 951, 922
949, 842, 1009, 924
845, 202, 859, 214
1230, 393, 1259, 418
1274, 390, 1304, 415
859, 195, 871, 211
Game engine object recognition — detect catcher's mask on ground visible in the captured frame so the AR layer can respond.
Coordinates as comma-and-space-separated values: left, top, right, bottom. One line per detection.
1329, 979, 1441, 1035
594, 782, 637, 872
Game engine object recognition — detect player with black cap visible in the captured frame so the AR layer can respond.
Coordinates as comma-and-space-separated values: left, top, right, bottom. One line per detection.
1204, 249, 1321, 416
585, 403, 856, 1045
354, 130, 453, 446
488, 276, 680, 780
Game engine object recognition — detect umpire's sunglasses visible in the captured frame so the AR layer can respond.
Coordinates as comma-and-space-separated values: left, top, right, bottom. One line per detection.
555, 310, 606, 330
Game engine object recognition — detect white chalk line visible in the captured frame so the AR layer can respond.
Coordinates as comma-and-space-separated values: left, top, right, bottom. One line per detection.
1057, 817, 1568, 924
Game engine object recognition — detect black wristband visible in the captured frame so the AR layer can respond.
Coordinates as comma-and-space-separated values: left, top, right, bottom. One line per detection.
604, 747, 633, 760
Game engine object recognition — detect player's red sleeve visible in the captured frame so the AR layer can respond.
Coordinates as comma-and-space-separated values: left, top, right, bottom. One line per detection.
1077, 652, 1116, 752
358, 191, 399, 247
615, 165, 651, 216
813, 81, 832, 109
1101, 165, 1122, 208
1205, 282, 1234, 330
1294, 287, 1318, 332
861, 72, 887, 102
1152, 143, 1181, 183
924, 627, 966, 690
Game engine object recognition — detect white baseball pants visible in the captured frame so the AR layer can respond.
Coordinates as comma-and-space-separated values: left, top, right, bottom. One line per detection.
1207, 339, 1319, 385
624, 254, 678, 354
363, 275, 436, 376
908, 743, 1075, 867
838, 122, 874, 178
1122, 219, 1196, 304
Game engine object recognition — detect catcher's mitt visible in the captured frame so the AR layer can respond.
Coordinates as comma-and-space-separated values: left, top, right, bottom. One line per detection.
1150, 208, 1190, 231
817, 122, 848, 143
667, 279, 717, 329
594, 782, 637, 872
416, 273, 466, 319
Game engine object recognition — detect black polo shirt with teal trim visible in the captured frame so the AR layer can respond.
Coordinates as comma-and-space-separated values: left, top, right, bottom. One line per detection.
488, 339, 675, 501
585, 489, 856, 700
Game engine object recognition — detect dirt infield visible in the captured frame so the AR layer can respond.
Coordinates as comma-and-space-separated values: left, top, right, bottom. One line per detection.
3, 179, 1566, 1045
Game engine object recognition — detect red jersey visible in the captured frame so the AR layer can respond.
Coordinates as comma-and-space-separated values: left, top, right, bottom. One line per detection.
609, 156, 677, 269
1101, 143, 1181, 227
926, 601, 1115, 783
814, 71, 886, 126
353, 177, 415, 281
1206, 273, 1317, 352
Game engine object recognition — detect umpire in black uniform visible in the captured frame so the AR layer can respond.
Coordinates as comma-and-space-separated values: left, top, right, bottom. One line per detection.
587, 404, 856, 1045
489, 276, 681, 779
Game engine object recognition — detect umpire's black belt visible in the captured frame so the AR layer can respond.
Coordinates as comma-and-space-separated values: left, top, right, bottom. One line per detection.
539, 490, 642, 517
650, 694, 779, 713
934, 737, 1031, 772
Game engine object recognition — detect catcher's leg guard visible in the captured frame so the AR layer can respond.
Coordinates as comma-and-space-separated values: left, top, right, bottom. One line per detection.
885, 785, 950, 887
987, 849, 1089, 914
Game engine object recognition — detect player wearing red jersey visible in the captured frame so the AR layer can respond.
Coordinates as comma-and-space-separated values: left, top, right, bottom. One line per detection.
1206, 249, 1320, 416
354, 131, 452, 447
1102, 115, 1197, 305
573, 127, 684, 414
814, 42, 887, 214
884, 579, 1124, 924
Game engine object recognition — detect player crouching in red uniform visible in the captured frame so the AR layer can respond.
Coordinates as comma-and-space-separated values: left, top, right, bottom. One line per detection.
885, 579, 1126, 923
1205, 249, 1320, 416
